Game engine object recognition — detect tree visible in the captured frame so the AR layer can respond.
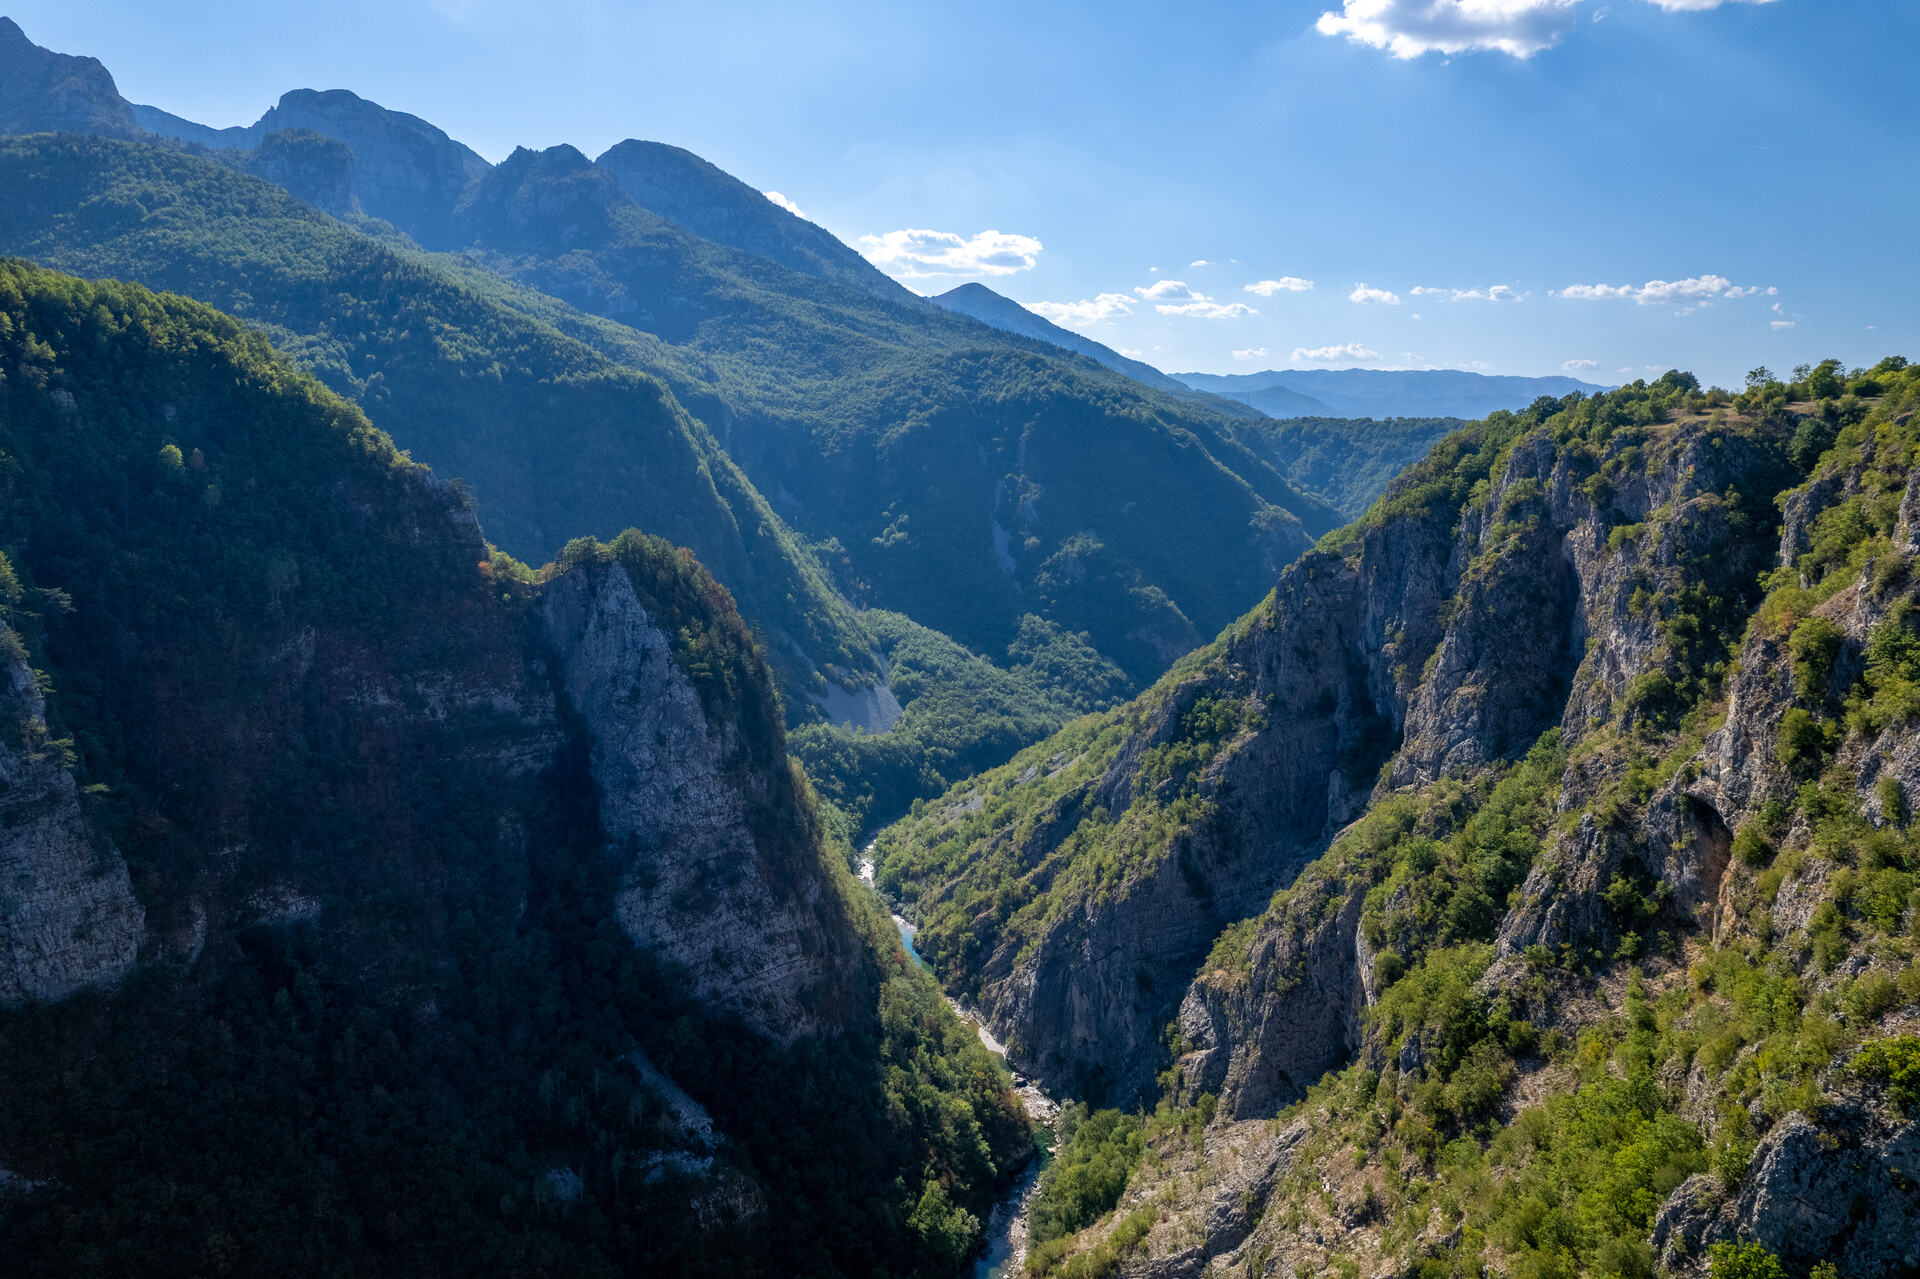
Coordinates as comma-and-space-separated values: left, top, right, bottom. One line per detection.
1708, 1241, 1786, 1279
1745, 366, 1773, 389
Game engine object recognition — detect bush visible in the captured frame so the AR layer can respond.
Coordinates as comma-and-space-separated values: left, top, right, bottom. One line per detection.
1733, 825, 1775, 869
1852, 1035, 1920, 1114
1776, 708, 1826, 774
1709, 1242, 1786, 1279
1788, 617, 1846, 700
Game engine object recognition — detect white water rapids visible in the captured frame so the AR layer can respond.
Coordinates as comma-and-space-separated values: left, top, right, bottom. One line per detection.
859, 846, 1059, 1278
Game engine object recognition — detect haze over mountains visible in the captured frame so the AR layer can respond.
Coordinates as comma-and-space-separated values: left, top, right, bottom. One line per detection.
0, 14, 1347, 703
3, 12, 1914, 1279
1175, 365, 1612, 420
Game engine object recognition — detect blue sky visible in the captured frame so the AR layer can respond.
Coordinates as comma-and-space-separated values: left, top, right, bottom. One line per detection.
14, 0, 1915, 386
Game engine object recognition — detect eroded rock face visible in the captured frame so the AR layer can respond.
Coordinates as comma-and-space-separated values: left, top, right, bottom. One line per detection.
1654, 1106, 1920, 1277
544, 559, 856, 1041
0, 628, 142, 1003
254, 88, 489, 247
965, 412, 1796, 1111
0, 17, 140, 140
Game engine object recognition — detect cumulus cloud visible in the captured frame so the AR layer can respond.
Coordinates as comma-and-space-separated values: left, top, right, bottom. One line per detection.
1190, 259, 1213, 267
1291, 342, 1381, 364
857, 228, 1042, 278
1771, 320, 1796, 330
1025, 294, 1135, 327
1233, 347, 1271, 361
1349, 282, 1402, 305
1134, 280, 1257, 318
1555, 275, 1771, 306
1563, 358, 1600, 370
764, 191, 805, 218
1245, 277, 1315, 296
1315, 0, 1776, 60
1412, 284, 1519, 302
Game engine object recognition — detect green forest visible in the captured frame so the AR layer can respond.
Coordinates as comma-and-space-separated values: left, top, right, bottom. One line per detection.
0, 261, 1032, 1277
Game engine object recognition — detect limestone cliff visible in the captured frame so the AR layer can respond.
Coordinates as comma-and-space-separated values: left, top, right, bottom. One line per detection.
967, 365, 1920, 1278
544, 551, 858, 1040
0, 625, 142, 1003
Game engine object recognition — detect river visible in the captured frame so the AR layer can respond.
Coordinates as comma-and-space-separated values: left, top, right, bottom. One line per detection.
859, 847, 1059, 1279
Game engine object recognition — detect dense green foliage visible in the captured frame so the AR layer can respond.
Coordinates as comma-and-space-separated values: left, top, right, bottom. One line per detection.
1239, 414, 1462, 518
884, 360, 1920, 1277
432, 143, 1342, 683
0, 134, 876, 708
792, 610, 1133, 835
0, 261, 1030, 1277
1027, 1106, 1146, 1246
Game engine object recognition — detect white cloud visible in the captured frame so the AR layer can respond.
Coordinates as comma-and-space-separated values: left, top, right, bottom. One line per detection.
1315, 0, 1776, 60
1233, 347, 1270, 361
1135, 280, 1257, 318
764, 190, 805, 218
1159, 300, 1258, 319
856, 228, 1042, 278
1412, 284, 1519, 302
1245, 277, 1315, 296
1119, 347, 1146, 358
1349, 282, 1402, 305
1291, 342, 1381, 364
1771, 320, 1796, 330
1563, 358, 1600, 371
1190, 259, 1213, 267
1137, 280, 1199, 302
1025, 293, 1135, 327
1555, 274, 1770, 306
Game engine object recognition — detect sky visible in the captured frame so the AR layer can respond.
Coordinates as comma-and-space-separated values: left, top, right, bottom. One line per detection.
13, 0, 1916, 387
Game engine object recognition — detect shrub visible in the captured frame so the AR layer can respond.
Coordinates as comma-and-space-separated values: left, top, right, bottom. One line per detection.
1776, 709, 1825, 774
1788, 617, 1845, 700
1733, 825, 1775, 869
1709, 1241, 1786, 1279
1852, 1035, 1920, 1114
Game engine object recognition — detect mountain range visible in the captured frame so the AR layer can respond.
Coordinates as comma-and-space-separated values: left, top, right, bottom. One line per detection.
1176, 365, 1613, 420
0, 13, 1913, 1279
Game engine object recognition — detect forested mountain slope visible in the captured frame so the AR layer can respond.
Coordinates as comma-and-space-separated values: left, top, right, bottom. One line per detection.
438, 141, 1338, 681
0, 16, 1342, 690
0, 262, 1029, 1277
0, 133, 880, 708
878, 362, 1920, 1277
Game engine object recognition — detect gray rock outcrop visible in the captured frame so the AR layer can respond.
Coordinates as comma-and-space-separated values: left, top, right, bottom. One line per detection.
544, 557, 856, 1041
0, 627, 142, 1003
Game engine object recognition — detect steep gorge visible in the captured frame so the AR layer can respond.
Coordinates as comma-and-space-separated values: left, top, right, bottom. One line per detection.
884, 366, 1920, 1277
0, 262, 1029, 1277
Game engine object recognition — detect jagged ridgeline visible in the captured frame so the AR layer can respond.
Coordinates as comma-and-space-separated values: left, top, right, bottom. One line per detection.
0, 132, 878, 708
0, 262, 1031, 1276
877, 363, 1920, 1277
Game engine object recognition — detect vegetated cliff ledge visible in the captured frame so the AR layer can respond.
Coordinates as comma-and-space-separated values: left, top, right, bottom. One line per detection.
882, 361, 1920, 1277
0, 262, 1027, 1277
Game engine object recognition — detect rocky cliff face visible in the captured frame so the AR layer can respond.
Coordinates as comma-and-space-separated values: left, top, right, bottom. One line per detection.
889, 389, 1796, 1110
252, 88, 488, 246
0, 625, 142, 1003
0, 16, 139, 139
980, 367, 1920, 1278
544, 553, 858, 1040
0, 261, 1028, 1277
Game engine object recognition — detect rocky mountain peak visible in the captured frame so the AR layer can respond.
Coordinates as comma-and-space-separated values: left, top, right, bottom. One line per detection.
0, 15, 140, 139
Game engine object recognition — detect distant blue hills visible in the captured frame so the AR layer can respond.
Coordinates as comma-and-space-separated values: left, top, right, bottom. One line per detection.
932, 282, 1612, 421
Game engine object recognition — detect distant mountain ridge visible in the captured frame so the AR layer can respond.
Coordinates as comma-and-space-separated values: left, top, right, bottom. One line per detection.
0, 14, 1352, 701
1176, 365, 1612, 420
931, 282, 1191, 393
